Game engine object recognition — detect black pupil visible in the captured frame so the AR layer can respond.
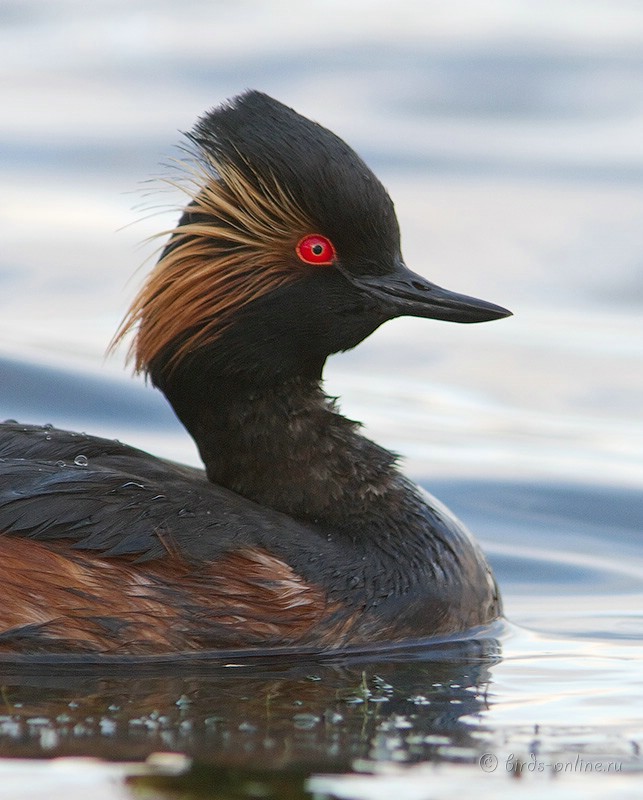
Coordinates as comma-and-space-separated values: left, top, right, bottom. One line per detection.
312, 243, 324, 256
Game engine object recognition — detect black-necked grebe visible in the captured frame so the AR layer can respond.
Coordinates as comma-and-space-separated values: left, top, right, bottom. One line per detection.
0, 91, 510, 655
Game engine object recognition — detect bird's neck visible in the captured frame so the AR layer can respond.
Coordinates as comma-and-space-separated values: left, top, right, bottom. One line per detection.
162, 374, 502, 632
166, 376, 410, 533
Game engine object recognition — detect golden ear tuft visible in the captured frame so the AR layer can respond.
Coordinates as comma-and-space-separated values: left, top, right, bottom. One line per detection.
110, 154, 311, 375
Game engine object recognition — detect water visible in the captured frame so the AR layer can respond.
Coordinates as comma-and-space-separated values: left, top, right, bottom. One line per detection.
1, 1, 642, 797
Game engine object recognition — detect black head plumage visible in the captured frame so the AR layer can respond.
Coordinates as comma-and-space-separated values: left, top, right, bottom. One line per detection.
187, 91, 401, 273
114, 91, 509, 405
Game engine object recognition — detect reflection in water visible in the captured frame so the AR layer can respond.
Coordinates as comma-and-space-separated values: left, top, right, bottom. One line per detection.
0, 637, 500, 766
3, 628, 641, 797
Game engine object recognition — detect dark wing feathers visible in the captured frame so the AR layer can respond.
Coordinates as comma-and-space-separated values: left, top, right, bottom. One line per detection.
0, 422, 304, 563
0, 460, 179, 561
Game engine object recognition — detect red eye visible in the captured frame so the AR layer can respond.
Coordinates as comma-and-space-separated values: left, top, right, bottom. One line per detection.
296, 234, 336, 266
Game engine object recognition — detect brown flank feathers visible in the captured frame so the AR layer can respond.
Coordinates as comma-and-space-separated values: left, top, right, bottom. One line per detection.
0, 538, 347, 654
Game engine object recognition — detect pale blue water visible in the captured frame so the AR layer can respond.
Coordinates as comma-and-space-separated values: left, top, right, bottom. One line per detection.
1, 1, 642, 798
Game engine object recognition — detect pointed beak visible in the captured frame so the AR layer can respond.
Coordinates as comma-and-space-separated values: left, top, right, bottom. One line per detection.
347, 261, 512, 324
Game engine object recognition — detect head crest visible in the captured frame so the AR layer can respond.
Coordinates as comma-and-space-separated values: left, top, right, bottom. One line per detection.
111, 92, 397, 376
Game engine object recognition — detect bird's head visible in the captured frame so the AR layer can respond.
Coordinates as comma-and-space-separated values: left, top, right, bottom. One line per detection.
114, 91, 510, 395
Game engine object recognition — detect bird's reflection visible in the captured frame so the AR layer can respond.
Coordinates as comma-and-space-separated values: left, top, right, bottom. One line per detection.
0, 634, 501, 769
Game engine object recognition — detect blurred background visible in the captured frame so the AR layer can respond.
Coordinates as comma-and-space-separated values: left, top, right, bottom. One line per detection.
1, 0, 642, 486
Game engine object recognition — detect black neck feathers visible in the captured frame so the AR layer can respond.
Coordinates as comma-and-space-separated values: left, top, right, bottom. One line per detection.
163, 374, 406, 533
